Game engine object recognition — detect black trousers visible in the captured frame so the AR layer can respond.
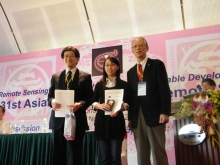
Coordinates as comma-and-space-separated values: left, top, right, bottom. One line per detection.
51, 124, 85, 165
98, 139, 122, 165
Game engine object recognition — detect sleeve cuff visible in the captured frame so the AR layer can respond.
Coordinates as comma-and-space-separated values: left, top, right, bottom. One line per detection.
92, 102, 98, 110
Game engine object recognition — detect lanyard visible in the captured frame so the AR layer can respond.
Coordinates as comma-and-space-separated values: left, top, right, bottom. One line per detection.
65, 73, 74, 88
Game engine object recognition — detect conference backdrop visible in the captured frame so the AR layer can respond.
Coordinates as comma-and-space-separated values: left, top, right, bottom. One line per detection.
0, 24, 220, 165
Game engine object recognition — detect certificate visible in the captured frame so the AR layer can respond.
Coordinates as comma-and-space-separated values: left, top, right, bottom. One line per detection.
55, 90, 75, 117
105, 89, 124, 115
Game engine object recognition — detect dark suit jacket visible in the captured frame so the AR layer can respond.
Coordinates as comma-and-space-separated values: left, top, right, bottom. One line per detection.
48, 69, 93, 131
127, 58, 171, 127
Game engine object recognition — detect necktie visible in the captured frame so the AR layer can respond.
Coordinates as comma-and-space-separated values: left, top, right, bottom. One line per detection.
137, 63, 143, 82
66, 71, 72, 89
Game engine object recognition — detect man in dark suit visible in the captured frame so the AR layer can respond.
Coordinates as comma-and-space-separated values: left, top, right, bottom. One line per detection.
127, 37, 171, 165
48, 46, 93, 165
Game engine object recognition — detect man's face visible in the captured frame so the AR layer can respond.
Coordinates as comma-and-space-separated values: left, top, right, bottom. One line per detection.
131, 38, 149, 60
63, 51, 79, 69
202, 82, 215, 91
0, 107, 5, 120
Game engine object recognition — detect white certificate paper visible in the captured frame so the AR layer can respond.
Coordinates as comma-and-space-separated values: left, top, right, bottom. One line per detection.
55, 90, 75, 117
105, 89, 124, 115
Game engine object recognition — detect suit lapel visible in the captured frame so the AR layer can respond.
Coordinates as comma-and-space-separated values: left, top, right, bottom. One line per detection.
69, 69, 79, 90
58, 70, 66, 89
131, 64, 138, 88
143, 58, 151, 82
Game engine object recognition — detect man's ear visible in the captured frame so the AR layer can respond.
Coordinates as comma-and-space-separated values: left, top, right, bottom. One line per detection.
146, 46, 149, 52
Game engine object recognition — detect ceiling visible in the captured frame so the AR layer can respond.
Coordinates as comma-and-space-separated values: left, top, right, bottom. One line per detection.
0, 0, 220, 56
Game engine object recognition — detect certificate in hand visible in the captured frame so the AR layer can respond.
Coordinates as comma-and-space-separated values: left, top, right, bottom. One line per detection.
105, 89, 123, 114
55, 90, 75, 117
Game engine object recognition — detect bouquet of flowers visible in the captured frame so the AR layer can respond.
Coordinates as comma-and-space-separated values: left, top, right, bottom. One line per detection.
173, 90, 220, 148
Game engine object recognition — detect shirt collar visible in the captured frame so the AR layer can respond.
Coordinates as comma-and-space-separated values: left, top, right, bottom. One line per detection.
66, 68, 77, 74
106, 77, 116, 82
137, 56, 148, 66
137, 57, 148, 71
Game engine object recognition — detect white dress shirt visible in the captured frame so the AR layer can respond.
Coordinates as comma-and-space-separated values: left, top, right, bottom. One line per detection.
0, 119, 11, 134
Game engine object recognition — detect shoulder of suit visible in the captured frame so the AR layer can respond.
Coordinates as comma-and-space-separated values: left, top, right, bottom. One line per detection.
127, 64, 137, 73
148, 58, 162, 63
52, 71, 63, 77
118, 79, 128, 85
147, 58, 165, 66
117, 80, 129, 88
94, 81, 103, 89
95, 81, 102, 86
79, 70, 90, 76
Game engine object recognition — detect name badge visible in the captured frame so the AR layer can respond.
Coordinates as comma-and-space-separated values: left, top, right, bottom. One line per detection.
138, 82, 146, 96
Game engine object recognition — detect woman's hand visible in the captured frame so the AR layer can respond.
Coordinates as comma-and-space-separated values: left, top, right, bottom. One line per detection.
110, 110, 119, 117
110, 105, 125, 117
95, 103, 110, 111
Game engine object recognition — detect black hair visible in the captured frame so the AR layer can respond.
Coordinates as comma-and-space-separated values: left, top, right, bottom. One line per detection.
0, 105, 5, 113
100, 56, 121, 86
201, 78, 216, 87
61, 46, 80, 59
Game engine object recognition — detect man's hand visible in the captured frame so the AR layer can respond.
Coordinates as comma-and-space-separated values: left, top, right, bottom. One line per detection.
52, 100, 61, 111
67, 102, 82, 113
128, 120, 133, 132
159, 114, 169, 124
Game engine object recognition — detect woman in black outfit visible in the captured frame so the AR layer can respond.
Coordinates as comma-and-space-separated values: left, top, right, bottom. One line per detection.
93, 56, 130, 165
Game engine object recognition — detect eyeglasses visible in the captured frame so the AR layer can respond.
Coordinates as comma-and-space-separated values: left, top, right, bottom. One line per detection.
105, 64, 116, 67
131, 44, 146, 49
64, 55, 75, 59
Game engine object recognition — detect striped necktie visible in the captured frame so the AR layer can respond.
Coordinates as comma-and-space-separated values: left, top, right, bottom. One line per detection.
66, 71, 72, 89
137, 63, 143, 82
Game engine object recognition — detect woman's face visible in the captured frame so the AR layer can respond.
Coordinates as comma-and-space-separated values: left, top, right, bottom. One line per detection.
104, 59, 119, 77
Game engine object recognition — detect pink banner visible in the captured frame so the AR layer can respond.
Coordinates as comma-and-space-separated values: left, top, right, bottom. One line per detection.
0, 24, 220, 165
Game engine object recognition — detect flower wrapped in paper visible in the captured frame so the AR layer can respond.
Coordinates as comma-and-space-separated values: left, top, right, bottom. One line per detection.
173, 90, 220, 148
